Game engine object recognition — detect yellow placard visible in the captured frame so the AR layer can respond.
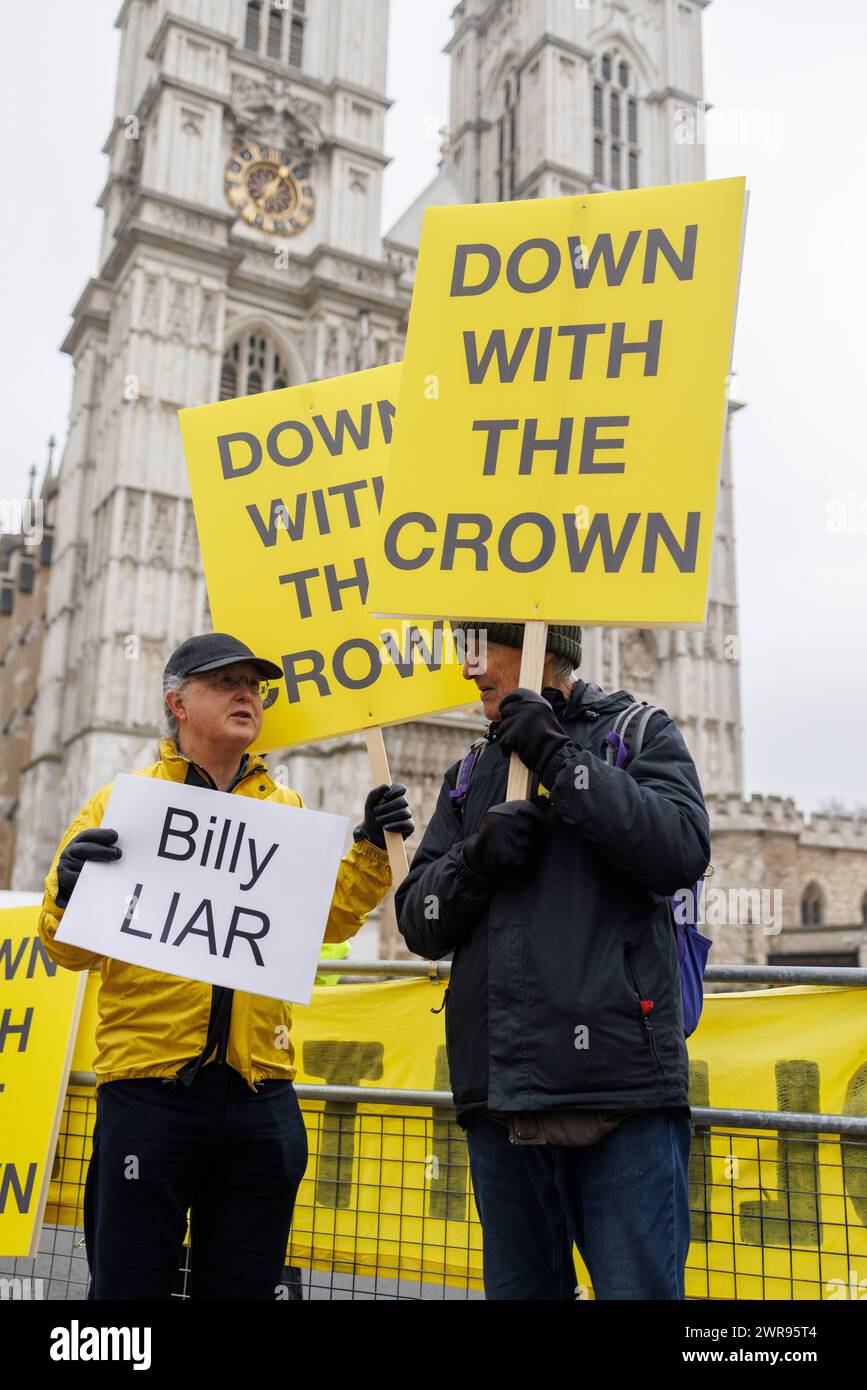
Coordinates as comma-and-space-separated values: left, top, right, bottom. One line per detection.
367, 178, 747, 626
0, 907, 85, 1257
50, 974, 867, 1299
178, 363, 474, 748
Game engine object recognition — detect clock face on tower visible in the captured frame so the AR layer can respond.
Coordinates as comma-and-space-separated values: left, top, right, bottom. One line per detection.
224, 141, 316, 236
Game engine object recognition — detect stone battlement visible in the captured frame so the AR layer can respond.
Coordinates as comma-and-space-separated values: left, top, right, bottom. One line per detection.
708, 792, 867, 847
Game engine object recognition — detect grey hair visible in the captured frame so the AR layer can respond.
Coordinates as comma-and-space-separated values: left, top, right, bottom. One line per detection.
547, 654, 576, 684
162, 671, 190, 743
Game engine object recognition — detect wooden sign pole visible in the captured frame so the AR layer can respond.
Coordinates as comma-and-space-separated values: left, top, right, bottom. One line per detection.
505, 619, 549, 802
364, 727, 409, 888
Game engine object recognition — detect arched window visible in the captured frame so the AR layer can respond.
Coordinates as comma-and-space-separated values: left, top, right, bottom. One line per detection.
220, 332, 290, 399
244, 1, 261, 52
289, 0, 307, 68
593, 137, 604, 182
267, 5, 283, 60
495, 69, 519, 201
800, 883, 824, 927
243, 0, 307, 70
220, 342, 239, 401
610, 143, 622, 189
592, 50, 640, 190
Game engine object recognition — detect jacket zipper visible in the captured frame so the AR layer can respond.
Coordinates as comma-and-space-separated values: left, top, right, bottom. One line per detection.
176, 748, 268, 793
431, 947, 459, 1017
624, 950, 666, 1078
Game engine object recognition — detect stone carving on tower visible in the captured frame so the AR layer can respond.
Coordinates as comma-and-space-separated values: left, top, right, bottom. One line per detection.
230, 72, 325, 155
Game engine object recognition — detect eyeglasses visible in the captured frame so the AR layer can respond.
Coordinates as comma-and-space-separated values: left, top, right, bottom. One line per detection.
205, 673, 270, 699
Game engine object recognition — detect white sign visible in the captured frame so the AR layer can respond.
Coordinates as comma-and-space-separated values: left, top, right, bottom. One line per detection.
55, 774, 348, 1005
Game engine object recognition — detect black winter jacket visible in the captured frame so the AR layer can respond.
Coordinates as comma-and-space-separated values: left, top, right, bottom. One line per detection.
395, 680, 711, 1120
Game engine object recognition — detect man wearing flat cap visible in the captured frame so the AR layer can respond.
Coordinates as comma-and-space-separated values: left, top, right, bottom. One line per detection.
396, 621, 710, 1301
38, 632, 413, 1301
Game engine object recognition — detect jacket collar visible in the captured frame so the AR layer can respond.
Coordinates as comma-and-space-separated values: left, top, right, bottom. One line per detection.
158, 738, 271, 788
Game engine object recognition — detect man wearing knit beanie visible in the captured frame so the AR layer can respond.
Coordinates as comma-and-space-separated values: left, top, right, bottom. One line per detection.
449, 620, 582, 726
395, 620, 710, 1301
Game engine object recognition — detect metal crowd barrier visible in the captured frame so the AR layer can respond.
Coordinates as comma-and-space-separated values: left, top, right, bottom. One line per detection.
3, 964, 865, 1300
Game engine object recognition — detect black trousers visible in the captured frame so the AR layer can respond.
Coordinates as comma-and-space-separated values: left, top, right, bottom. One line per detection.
83, 1063, 309, 1300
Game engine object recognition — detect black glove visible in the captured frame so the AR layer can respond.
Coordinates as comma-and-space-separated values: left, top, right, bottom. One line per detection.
462, 800, 549, 879
354, 783, 414, 849
496, 687, 572, 782
55, 828, 122, 908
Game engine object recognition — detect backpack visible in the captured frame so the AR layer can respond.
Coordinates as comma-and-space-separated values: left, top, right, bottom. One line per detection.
602, 701, 713, 1037
448, 737, 488, 810
448, 700, 712, 1038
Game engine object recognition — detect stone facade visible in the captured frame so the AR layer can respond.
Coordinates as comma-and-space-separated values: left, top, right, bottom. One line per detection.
0, 465, 57, 886
704, 795, 867, 970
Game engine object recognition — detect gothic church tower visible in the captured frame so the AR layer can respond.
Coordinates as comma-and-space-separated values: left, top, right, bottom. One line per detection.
385, 0, 744, 800
13, 0, 407, 888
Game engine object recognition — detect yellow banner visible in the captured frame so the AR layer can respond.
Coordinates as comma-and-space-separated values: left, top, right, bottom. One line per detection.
0, 908, 85, 1257
46, 968, 867, 1298
367, 178, 747, 627
178, 362, 474, 747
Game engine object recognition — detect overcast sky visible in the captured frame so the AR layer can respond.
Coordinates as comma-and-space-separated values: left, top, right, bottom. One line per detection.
2, 0, 865, 814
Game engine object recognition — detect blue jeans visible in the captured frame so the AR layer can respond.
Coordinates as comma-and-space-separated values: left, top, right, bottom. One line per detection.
464, 1107, 692, 1300
84, 1062, 309, 1299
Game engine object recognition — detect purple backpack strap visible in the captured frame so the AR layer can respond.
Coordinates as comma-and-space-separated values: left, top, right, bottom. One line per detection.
603, 702, 647, 769
449, 739, 485, 807
603, 731, 630, 768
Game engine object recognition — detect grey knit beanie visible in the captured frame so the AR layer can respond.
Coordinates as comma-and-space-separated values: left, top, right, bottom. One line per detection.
450, 620, 582, 669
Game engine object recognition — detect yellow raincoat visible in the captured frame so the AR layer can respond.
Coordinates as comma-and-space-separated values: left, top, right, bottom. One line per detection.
38, 738, 391, 1092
